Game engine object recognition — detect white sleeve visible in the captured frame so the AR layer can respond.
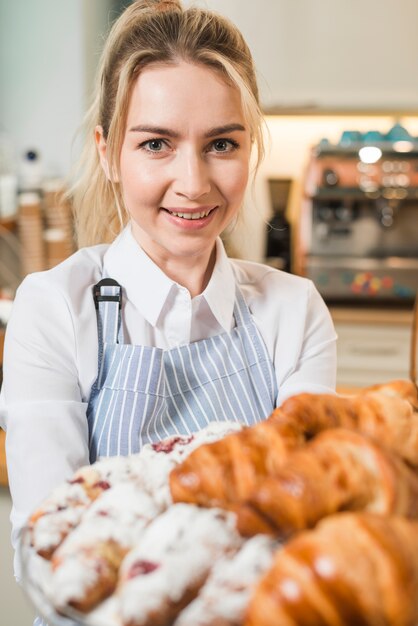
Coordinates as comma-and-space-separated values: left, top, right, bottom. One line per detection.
1, 273, 89, 567
274, 280, 337, 404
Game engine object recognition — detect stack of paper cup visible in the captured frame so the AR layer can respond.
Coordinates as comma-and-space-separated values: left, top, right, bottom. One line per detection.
18, 192, 45, 275
43, 228, 70, 269
42, 179, 75, 263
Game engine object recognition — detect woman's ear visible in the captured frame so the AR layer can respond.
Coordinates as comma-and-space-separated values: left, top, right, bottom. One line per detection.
95, 126, 118, 182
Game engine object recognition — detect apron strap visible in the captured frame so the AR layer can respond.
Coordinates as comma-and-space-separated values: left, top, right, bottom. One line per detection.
93, 278, 124, 346
232, 284, 253, 327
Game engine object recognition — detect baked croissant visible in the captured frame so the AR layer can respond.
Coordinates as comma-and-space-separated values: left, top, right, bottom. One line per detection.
170, 381, 418, 510
273, 384, 418, 468
236, 428, 418, 537
169, 419, 304, 509
359, 378, 418, 409
245, 512, 418, 626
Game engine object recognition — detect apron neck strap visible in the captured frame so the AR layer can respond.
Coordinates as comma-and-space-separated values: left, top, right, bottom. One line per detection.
232, 284, 252, 327
93, 278, 124, 345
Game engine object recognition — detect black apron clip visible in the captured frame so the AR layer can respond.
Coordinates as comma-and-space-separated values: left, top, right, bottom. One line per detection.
93, 278, 122, 310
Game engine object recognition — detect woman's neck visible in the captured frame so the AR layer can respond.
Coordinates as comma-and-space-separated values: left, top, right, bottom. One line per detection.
158, 249, 216, 297
130, 222, 218, 297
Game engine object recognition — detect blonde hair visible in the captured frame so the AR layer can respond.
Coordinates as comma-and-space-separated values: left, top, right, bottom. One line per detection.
71, 0, 264, 247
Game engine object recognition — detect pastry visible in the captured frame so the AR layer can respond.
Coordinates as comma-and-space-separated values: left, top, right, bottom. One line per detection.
48, 482, 162, 613
245, 512, 418, 626
274, 387, 418, 467
171, 384, 418, 512
169, 419, 303, 509
173, 534, 279, 626
117, 504, 243, 626
359, 379, 418, 409
29, 455, 135, 558
237, 428, 418, 537
30, 421, 241, 558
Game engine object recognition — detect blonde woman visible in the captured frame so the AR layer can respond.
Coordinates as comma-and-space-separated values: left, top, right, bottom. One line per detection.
1, 2, 336, 622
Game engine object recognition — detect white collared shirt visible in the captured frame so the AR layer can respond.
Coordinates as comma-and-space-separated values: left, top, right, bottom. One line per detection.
1, 224, 337, 548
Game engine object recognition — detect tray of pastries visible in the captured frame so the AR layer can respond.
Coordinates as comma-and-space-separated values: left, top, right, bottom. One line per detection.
20, 380, 418, 626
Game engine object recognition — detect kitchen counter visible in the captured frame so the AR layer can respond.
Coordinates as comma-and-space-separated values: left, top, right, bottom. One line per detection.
329, 306, 413, 326
330, 304, 415, 390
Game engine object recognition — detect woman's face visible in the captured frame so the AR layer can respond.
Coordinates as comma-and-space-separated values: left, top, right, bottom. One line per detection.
101, 61, 251, 267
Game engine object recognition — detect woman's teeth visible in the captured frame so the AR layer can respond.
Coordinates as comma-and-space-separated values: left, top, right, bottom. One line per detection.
168, 209, 212, 220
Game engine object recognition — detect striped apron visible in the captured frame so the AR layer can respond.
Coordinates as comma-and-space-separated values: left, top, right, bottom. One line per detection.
87, 277, 278, 461
33, 276, 277, 626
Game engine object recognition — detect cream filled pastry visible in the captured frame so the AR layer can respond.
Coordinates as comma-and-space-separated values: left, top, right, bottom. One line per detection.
48, 483, 162, 612
174, 534, 279, 626
117, 503, 243, 626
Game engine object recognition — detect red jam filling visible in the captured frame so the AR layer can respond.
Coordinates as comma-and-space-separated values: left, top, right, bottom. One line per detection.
92, 480, 111, 490
128, 560, 160, 578
152, 435, 193, 454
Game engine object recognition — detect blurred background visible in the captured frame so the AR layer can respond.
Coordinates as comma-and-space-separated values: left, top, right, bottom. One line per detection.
1, 1, 418, 623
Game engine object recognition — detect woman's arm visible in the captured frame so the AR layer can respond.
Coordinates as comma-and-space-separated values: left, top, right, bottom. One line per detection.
248, 269, 337, 406
2, 273, 90, 563
275, 280, 337, 404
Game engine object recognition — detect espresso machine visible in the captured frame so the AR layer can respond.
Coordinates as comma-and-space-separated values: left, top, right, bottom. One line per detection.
300, 125, 418, 305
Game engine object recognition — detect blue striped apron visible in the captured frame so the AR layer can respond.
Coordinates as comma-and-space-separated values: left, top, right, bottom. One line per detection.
87, 277, 278, 462
33, 276, 277, 626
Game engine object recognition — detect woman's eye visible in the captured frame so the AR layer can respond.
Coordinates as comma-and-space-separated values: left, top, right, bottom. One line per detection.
211, 138, 239, 153
140, 139, 166, 152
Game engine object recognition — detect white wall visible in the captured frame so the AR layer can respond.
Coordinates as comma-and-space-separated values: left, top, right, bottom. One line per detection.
0, 0, 113, 180
184, 0, 418, 110
2, 0, 418, 180
0, 0, 85, 178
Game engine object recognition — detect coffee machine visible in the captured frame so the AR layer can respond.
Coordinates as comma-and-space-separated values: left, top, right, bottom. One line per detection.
300, 126, 418, 305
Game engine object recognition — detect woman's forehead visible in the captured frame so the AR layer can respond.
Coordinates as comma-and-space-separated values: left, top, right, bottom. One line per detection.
125, 61, 247, 132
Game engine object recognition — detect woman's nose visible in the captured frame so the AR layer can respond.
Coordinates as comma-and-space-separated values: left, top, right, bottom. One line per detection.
171, 149, 211, 199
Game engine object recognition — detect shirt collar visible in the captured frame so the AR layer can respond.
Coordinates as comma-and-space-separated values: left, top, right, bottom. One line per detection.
201, 238, 236, 332
103, 225, 174, 327
103, 225, 236, 330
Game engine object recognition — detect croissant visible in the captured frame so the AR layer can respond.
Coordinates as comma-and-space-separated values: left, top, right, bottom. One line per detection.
271, 384, 418, 468
169, 419, 304, 509
359, 379, 418, 409
245, 512, 418, 626
236, 428, 418, 537
170, 381, 418, 511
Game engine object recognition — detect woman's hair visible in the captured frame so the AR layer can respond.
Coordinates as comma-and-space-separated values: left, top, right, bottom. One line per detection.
71, 0, 264, 247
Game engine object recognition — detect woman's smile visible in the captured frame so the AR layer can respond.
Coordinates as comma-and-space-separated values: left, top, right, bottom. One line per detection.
160, 205, 218, 228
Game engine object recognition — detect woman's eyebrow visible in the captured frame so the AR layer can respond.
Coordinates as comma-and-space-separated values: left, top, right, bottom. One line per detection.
128, 123, 246, 137
205, 124, 246, 137
129, 125, 180, 138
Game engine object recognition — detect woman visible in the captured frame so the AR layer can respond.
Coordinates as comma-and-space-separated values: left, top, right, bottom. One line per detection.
1, 0, 336, 615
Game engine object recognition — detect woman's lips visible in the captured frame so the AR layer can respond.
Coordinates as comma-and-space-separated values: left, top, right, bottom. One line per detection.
160, 206, 218, 229
162, 206, 217, 220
